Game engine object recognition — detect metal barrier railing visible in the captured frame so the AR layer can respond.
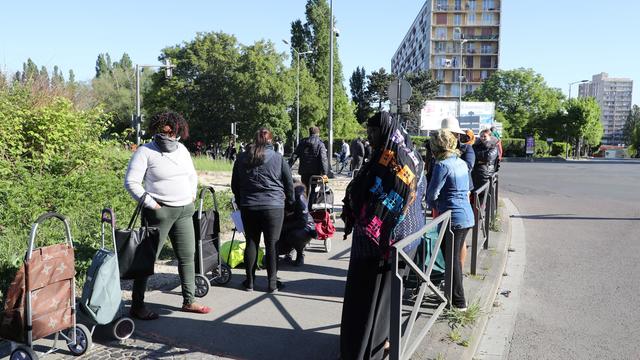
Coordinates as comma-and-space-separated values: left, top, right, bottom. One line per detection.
470, 173, 500, 275
490, 173, 499, 223
470, 180, 490, 275
389, 211, 453, 360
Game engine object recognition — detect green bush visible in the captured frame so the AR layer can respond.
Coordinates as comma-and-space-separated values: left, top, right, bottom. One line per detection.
0, 86, 135, 297
501, 138, 525, 157
501, 138, 570, 158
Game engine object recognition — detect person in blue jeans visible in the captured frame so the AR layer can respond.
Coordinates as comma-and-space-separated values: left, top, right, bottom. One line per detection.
426, 129, 475, 310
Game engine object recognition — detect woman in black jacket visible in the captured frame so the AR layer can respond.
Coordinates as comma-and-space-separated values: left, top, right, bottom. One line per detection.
471, 129, 499, 189
231, 128, 294, 292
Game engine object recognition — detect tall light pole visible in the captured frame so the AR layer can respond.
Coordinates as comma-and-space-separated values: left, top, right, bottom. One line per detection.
283, 40, 312, 147
135, 59, 174, 145
568, 79, 588, 100
567, 79, 589, 158
454, 27, 466, 117
328, 0, 335, 172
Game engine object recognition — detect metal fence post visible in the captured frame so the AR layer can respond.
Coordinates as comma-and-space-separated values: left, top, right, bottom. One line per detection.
484, 188, 491, 250
470, 191, 480, 275
390, 247, 402, 360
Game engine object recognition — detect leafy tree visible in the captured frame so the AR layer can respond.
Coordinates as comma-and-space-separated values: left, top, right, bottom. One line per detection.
622, 105, 640, 145
290, 0, 361, 139
467, 68, 564, 137
39, 66, 50, 88
292, 61, 324, 139
403, 70, 440, 133
234, 40, 294, 140
92, 52, 144, 134
349, 67, 372, 124
21, 58, 39, 83
565, 97, 602, 155
51, 65, 65, 88
367, 68, 395, 111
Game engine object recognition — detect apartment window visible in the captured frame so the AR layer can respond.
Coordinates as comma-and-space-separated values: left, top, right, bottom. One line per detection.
451, 84, 460, 97
435, 41, 446, 53
436, 13, 447, 25
481, 70, 489, 79
436, 70, 445, 81
482, 13, 494, 25
481, 44, 492, 53
439, 84, 447, 97
468, 0, 477, 10
454, 14, 462, 25
483, 0, 495, 10
437, 0, 448, 10
480, 56, 490, 68
467, 13, 476, 25
466, 56, 474, 68
465, 84, 473, 95
467, 43, 476, 53
435, 27, 447, 39
455, 0, 462, 10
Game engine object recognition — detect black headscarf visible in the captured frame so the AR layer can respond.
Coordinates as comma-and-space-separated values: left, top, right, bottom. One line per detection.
342, 112, 424, 253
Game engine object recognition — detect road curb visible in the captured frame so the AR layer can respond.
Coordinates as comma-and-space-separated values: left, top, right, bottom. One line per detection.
463, 198, 514, 360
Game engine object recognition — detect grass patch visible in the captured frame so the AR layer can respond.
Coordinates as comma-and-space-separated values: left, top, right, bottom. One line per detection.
448, 329, 462, 343
433, 354, 446, 360
466, 273, 486, 281
490, 215, 502, 232
192, 156, 233, 172
444, 301, 482, 330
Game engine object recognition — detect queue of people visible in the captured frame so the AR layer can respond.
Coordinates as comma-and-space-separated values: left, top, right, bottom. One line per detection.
123, 110, 500, 360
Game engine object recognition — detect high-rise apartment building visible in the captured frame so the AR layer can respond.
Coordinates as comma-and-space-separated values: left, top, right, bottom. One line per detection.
391, 0, 501, 100
578, 72, 633, 145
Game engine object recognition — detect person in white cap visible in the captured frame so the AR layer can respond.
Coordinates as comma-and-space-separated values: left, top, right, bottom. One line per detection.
440, 116, 475, 189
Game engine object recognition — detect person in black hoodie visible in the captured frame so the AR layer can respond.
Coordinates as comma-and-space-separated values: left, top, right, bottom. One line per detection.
288, 127, 329, 188
231, 128, 294, 293
471, 129, 499, 189
277, 180, 317, 266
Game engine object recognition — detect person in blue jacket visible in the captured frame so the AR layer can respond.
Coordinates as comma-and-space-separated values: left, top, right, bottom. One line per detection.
426, 129, 475, 310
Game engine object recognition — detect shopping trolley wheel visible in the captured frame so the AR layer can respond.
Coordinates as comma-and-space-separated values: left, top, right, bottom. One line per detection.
10, 346, 38, 360
112, 316, 135, 340
195, 274, 210, 297
66, 323, 92, 356
213, 263, 232, 285
324, 238, 332, 253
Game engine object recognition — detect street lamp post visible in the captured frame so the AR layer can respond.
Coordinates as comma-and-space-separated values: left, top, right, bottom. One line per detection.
454, 27, 466, 116
283, 40, 312, 147
135, 59, 174, 145
328, 0, 334, 172
567, 79, 589, 158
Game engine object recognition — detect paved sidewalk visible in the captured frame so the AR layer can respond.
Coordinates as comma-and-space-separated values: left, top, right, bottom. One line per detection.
0, 172, 511, 360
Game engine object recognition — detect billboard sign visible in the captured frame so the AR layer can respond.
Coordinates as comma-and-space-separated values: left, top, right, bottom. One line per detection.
420, 101, 458, 130
525, 136, 535, 155
420, 101, 495, 132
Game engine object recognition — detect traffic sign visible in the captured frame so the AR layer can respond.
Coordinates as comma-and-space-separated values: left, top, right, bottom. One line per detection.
388, 79, 412, 105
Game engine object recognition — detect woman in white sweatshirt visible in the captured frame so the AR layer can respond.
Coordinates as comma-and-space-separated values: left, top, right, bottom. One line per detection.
124, 112, 210, 320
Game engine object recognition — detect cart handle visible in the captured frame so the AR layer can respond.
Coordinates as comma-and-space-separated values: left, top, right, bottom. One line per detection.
101, 208, 118, 252
27, 212, 74, 261
197, 185, 219, 220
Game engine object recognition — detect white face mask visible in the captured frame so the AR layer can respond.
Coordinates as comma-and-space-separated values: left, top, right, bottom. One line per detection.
154, 133, 181, 153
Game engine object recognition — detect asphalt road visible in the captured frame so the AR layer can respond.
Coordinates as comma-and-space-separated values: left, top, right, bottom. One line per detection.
500, 161, 640, 359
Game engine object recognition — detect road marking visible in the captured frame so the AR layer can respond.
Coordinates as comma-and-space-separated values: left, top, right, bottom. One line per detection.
475, 198, 527, 360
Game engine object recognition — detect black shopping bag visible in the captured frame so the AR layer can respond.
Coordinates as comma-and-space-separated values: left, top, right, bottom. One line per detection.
115, 194, 161, 280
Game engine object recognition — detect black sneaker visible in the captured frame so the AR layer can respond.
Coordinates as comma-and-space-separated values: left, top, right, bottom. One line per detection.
294, 255, 305, 266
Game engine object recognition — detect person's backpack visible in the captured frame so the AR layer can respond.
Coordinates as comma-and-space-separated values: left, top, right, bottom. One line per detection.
81, 248, 122, 325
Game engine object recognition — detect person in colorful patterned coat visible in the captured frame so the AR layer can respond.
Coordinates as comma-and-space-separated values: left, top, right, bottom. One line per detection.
340, 112, 426, 360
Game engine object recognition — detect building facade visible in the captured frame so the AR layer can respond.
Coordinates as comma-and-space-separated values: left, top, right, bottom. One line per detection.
578, 72, 633, 145
391, 0, 501, 100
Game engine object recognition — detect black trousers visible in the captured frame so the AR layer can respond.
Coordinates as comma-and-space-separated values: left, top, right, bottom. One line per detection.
240, 208, 284, 290
441, 226, 471, 308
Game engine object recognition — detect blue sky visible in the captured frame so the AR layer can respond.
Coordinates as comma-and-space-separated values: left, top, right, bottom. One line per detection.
0, 0, 637, 103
